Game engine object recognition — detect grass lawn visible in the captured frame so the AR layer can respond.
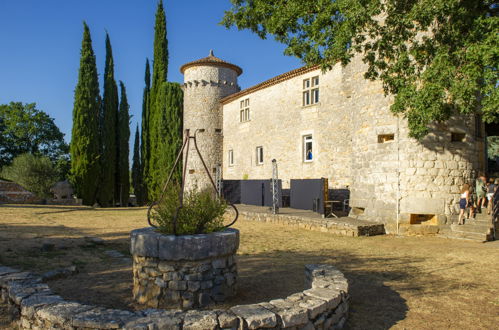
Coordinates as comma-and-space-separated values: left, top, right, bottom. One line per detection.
0, 204, 498, 329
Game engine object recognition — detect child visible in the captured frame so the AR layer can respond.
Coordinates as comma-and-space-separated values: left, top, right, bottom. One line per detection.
458, 183, 470, 225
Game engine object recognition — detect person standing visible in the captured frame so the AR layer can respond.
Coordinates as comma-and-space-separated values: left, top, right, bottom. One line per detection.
487, 178, 496, 215
475, 174, 487, 212
458, 184, 470, 225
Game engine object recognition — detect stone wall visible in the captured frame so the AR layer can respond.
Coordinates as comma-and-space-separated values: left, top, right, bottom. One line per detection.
183, 64, 240, 191
216, 54, 485, 233
131, 228, 239, 309
0, 264, 350, 329
222, 65, 353, 190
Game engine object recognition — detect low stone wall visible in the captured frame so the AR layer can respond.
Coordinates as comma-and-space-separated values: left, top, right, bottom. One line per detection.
236, 208, 385, 237
131, 228, 239, 309
0, 264, 349, 329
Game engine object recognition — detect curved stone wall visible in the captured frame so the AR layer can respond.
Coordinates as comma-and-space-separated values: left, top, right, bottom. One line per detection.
0, 264, 349, 329
131, 228, 239, 309
183, 64, 240, 191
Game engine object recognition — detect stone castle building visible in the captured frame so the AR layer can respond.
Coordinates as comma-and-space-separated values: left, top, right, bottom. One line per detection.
180, 51, 486, 233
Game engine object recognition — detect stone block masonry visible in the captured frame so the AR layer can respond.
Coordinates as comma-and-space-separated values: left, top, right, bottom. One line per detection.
0, 264, 350, 329
130, 228, 239, 309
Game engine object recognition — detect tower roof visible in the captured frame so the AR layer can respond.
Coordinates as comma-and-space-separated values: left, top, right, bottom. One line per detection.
180, 50, 243, 76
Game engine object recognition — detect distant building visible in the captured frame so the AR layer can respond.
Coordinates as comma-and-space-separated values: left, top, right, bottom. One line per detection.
180, 51, 487, 233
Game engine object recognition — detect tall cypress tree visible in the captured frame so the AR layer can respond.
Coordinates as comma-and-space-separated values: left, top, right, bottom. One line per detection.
117, 81, 130, 207
70, 22, 101, 206
99, 33, 119, 207
150, 82, 183, 197
132, 125, 143, 205
141, 59, 151, 203
147, 0, 169, 200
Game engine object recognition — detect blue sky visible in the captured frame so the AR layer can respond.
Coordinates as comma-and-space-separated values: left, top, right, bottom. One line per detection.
0, 0, 301, 144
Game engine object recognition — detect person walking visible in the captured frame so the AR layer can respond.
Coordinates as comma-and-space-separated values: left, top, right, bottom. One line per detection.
458, 183, 470, 225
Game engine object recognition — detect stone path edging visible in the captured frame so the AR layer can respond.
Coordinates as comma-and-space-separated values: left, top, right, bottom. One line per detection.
0, 264, 349, 329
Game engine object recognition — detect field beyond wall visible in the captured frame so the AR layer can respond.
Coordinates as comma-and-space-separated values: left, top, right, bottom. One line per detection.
0, 205, 498, 329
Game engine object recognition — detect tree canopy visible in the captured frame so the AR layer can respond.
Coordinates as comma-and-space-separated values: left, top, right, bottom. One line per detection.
222, 0, 498, 139
0, 102, 68, 169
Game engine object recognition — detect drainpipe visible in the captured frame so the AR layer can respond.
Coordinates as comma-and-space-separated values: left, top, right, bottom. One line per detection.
396, 114, 401, 235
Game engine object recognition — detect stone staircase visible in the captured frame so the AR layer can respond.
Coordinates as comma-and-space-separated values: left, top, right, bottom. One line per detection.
439, 211, 496, 242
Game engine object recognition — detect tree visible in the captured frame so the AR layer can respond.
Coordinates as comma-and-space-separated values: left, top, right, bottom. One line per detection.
141, 59, 151, 203
147, 0, 169, 200
1, 154, 58, 198
70, 22, 101, 206
117, 81, 130, 206
222, 0, 499, 139
98, 33, 119, 207
0, 102, 68, 169
132, 125, 143, 205
149, 82, 183, 197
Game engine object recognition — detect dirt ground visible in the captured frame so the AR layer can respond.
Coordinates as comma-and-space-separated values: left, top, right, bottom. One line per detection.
0, 204, 498, 329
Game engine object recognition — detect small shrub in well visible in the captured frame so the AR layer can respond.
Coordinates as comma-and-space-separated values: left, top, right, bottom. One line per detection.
152, 185, 227, 235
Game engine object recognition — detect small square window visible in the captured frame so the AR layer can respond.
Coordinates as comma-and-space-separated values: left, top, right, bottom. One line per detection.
378, 134, 395, 143
303, 135, 313, 162
451, 132, 465, 142
256, 146, 263, 165
228, 150, 234, 166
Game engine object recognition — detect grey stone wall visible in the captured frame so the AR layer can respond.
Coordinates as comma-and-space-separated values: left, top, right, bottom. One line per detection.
130, 228, 239, 309
183, 65, 240, 192
216, 54, 485, 233
0, 263, 350, 329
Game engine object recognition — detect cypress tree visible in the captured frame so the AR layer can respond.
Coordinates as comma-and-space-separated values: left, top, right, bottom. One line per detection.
132, 125, 143, 205
70, 22, 101, 206
149, 82, 183, 197
99, 33, 119, 207
147, 0, 169, 200
141, 59, 151, 203
117, 81, 130, 207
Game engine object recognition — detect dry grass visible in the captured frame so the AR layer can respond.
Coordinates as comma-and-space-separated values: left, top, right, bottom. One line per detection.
0, 204, 498, 329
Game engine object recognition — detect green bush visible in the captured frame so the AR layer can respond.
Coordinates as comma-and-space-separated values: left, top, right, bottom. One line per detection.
152, 186, 227, 235
1, 153, 58, 198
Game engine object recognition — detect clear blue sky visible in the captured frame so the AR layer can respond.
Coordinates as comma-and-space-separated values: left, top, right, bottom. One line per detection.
0, 0, 301, 145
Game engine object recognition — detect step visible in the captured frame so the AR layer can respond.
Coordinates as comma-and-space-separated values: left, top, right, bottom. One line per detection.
439, 230, 492, 242
450, 224, 492, 234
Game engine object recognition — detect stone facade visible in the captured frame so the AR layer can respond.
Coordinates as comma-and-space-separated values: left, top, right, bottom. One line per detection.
131, 228, 239, 309
181, 52, 242, 192
0, 263, 350, 329
181, 52, 486, 233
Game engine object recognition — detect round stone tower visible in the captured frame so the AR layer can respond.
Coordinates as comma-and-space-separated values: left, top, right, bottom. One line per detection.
180, 50, 242, 191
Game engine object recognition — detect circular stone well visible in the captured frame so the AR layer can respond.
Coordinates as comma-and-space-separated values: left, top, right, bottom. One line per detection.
130, 227, 239, 309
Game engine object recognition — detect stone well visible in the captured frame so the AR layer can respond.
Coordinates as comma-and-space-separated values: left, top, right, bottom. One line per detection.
130, 227, 239, 309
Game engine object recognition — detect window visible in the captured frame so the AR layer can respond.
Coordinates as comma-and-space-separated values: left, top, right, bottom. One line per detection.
475, 115, 482, 138
451, 132, 465, 142
303, 76, 319, 106
239, 98, 250, 122
228, 150, 234, 166
303, 135, 313, 162
256, 146, 263, 165
378, 134, 395, 143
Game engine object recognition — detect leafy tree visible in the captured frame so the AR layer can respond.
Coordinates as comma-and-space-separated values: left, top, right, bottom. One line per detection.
70, 22, 101, 206
141, 59, 151, 203
488, 136, 499, 160
132, 125, 144, 205
99, 33, 119, 207
0, 102, 68, 168
117, 81, 130, 206
1, 153, 58, 198
222, 0, 499, 139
